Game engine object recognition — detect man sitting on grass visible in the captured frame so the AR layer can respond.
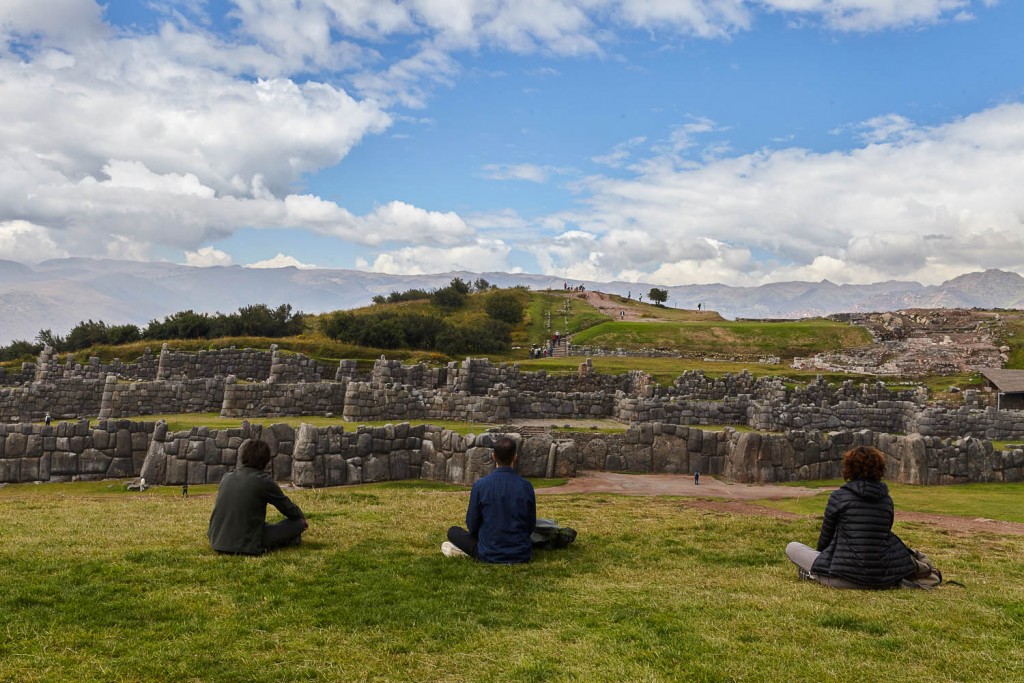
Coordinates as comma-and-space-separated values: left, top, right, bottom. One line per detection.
208, 439, 308, 555
443, 437, 536, 564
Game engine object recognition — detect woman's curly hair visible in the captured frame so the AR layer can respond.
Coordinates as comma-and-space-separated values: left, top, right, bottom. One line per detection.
841, 446, 887, 481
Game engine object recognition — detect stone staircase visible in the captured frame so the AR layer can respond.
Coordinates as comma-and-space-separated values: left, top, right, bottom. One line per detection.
550, 335, 571, 358
511, 424, 550, 438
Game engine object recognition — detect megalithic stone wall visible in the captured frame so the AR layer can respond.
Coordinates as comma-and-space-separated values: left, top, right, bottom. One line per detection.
0, 419, 155, 483
138, 421, 579, 487
4, 419, 1023, 486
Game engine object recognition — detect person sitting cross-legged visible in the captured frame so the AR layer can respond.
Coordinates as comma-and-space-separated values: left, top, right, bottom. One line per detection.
208, 439, 308, 555
786, 446, 916, 589
443, 437, 536, 564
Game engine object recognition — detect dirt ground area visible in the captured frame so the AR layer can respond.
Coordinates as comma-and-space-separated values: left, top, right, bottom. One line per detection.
538, 471, 1024, 537
578, 290, 671, 323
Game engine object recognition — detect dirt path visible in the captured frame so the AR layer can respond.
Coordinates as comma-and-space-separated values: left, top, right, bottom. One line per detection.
579, 290, 652, 322
538, 471, 1024, 537
536, 471, 824, 500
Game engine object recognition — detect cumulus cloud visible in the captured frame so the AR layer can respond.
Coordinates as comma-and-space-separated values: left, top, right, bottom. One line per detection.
535, 103, 1024, 286
356, 238, 514, 274
0, 0, 1004, 275
0, 220, 67, 262
246, 253, 319, 269
185, 246, 233, 267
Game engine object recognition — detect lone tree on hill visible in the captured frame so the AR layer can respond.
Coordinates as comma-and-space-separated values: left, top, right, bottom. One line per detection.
648, 288, 668, 306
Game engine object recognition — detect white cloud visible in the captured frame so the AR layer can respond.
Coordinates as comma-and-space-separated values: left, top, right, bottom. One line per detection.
358, 238, 514, 274
246, 253, 319, 269
185, 246, 233, 267
0, 0, 107, 45
534, 102, 1024, 286
0, 220, 67, 262
760, 0, 976, 31
592, 136, 647, 168
481, 163, 573, 183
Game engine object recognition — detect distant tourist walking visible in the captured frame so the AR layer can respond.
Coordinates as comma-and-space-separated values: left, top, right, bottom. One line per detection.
44, 412, 52, 426
182, 482, 189, 498
786, 446, 916, 589
694, 470, 700, 486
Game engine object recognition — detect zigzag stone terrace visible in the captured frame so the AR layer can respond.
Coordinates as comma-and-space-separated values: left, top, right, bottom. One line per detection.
1, 344, 1022, 487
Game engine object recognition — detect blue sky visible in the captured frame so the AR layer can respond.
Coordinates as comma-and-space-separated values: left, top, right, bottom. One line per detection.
1, 0, 1023, 285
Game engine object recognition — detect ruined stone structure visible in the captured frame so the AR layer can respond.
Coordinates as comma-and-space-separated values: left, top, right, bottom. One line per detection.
5, 345, 1024, 442
3, 419, 1021, 487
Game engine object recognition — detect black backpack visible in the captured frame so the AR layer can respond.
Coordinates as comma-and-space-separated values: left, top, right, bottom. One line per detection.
532, 518, 578, 550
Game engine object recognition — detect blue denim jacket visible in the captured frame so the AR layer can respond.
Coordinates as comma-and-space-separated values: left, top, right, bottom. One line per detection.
467, 466, 537, 564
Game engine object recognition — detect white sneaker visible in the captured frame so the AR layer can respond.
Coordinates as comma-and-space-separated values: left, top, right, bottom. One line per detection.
441, 541, 468, 558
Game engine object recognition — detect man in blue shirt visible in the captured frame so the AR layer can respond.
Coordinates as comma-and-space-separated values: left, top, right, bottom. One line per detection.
443, 437, 536, 564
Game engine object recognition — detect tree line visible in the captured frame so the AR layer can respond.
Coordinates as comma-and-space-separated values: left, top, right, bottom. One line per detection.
0, 304, 305, 361
0, 280, 530, 362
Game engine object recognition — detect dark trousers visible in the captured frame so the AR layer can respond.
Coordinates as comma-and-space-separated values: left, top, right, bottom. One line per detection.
447, 526, 479, 559
262, 517, 306, 552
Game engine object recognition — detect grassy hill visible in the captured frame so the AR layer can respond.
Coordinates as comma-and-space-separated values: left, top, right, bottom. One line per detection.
570, 318, 873, 359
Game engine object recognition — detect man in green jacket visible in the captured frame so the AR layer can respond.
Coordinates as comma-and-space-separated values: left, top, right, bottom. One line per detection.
208, 439, 308, 555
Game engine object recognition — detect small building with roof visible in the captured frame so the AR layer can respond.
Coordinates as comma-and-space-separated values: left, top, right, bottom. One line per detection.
980, 368, 1024, 410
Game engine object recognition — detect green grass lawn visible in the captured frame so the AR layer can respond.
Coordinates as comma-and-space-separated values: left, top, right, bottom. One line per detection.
2, 480, 1023, 682
767, 480, 1024, 524
570, 319, 873, 359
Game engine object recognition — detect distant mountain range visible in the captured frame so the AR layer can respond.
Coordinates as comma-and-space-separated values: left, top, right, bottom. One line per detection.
2, 258, 1023, 346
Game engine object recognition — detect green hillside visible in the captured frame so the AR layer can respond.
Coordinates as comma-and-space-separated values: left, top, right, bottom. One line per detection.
570, 318, 873, 359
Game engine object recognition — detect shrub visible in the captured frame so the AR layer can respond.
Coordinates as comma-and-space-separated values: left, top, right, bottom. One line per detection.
484, 291, 525, 325
436, 319, 511, 355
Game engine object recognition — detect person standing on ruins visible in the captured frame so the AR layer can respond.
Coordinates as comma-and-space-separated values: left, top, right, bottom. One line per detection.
442, 437, 536, 564
785, 446, 915, 589
208, 439, 308, 555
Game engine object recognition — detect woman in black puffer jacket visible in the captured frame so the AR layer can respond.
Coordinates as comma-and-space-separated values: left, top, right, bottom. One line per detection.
786, 446, 916, 589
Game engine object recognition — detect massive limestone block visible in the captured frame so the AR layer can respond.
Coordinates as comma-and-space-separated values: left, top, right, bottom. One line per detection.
652, 434, 688, 474
389, 450, 411, 480
0, 459, 20, 482
5, 432, 26, 458
446, 451, 467, 485
325, 454, 348, 486
553, 441, 576, 478
362, 454, 390, 483
621, 442, 652, 472
582, 438, 607, 470
725, 432, 760, 483
79, 448, 112, 474
293, 423, 318, 462
291, 459, 320, 488
187, 460, 208, 485
518, 434, 552, 477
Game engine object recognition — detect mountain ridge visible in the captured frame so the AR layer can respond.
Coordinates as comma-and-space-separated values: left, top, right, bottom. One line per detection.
1, 259, 1022, 345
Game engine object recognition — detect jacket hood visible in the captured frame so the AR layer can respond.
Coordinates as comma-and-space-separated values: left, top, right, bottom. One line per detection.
842, 478, 889, 501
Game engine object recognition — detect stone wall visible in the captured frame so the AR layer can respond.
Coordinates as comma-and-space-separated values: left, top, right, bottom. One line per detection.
221, 377, 347, 418
10, 346, 1024, 444
101, 376, 225, 418
1, 378, 106, 422
157, 344, 273, 381
6, 418, 1022, 487
139, 421, 577, 487
553, 424, 1024, 485
0, 363, 38, 386
0, 419, 154, 483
